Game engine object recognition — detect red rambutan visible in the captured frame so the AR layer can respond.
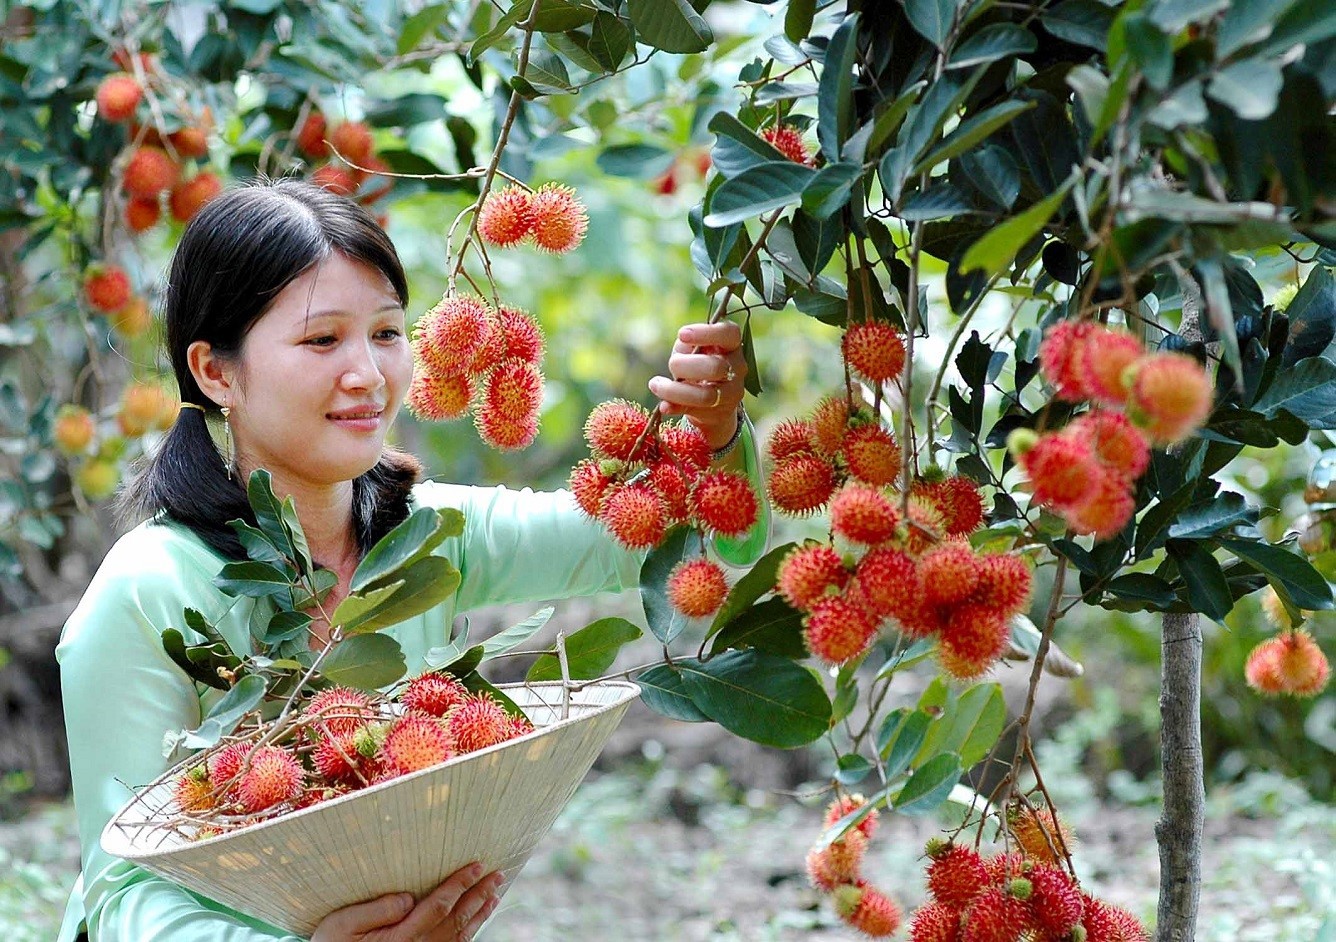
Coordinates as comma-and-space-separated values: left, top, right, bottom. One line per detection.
600, 484, 667, 549
122, 145, 180, 198
406, 369, 474, 421
648, 460, 692, 523
937, 603, 1010, 680
830, 483, 902, 546
853, 547, 922, 627
475, 398, 540, 450
312, 733, 364, 784
329, 121, 374, 164
167, 125, 210, 160
809, 396, 851, 457
585, 399, 653, 462
495, 305, 545, 364
805, 831, 867, 891
841, 423, 902, 487
206, 742, 250, 795
401, 672, 470, 718
305, 686, 373, 739
124, 195, 161, 232
96, 73, 141, 123
1080, 327, 1144, 405
767, 418, 817, 463
776, 543, 850, 611
762, 124, 812, 166
904, 496, 948, 556
447, 694, 514, 754
478, 185, 534, 248
909, 901, 964, 942
168, 171, 222, 223
1082, 896, 1148, 942
973, 553, 1033, 618
383, 714, 454, 773
295, 112, 329, 158
528, 182, 588, 253
568, 458, 616, 518
310, 163, 357, 196
690, 470, 759, 537
659, 421, 713, 474
917, 540, 981, 607
1019, 433, 1101, 510
1027, 865, 1084, 938
804, 594, 879, 665
768, 454, 838, 516
83, 265, 132, 313
843, 321, 907, 385
926, 843, 989, 910
483, 358, 544, 422
1009, 805, 1076, 864
917, 476, 986, 536
237, 745, 305, 814
666, 558, 729, 618
1064, 469, 1135, 541
1038, 320, 1097, 401
1068, 410, 1150, 481
173, 765, 213, 813
834, 882, 903, 938
1126, 352, 1214, 444
959, 886, 1032, 942
416, 295, 496, 377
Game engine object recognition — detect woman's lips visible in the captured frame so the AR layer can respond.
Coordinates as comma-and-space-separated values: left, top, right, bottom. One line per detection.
328, 410, 383, 431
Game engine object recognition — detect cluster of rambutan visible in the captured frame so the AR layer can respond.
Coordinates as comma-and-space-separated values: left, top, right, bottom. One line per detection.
909, 833, 1147, 942
477, 183, 589, 254
569, 400, 760, 618
293, 110, 395, 224
1244, 628, 1330, 698
805, 794, 903, 938
1009, 320, 1214, 541
405, 295, 546, 451
172, 673, 533, 838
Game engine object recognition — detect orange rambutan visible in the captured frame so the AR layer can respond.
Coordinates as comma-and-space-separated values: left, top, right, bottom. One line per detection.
690, 469, 759, 537
973, 553, 1033, 618
768, 418, 817, 463
768, 454, 838, 516
84, 264, 132, 313
843, 321, 907, 385
1038, 319, 1097, 401
305, 686, 373, 739
777, 543, 850, 611
122, 146, 180, 198
1068, 409, 1150, 481
926, 842, 989, 910
401, 672, 470, 718
648, 460, 691, 523
918, 540, 981, 608
495, 305, 545, 364
1018, 433, 1101, 510
109, 294, 153, 337
125, 195, 161, 232
478, 185, 534, 248
237, 745, 304, 814
834, 882, 903, 938
483, 358, 543, 421
447, 694, 514, 754
824, 793, 879, 841
1245, 631, 1330, 697
310, 163, 357, 196
804, 594, 878, 665
1126, 351, 1214, 444
295, 111, 329, 158
53, 405, 96, 455
167, 125, 210, 160
908, 901, 964, 942
841, 424, 902, 488
1027, 865, 1084, 938
383, 714, 454, 773
206, 742, 250, 795
916, 475, 986, 536
1080, 327, 1144, 405
666, 558, 729, 618
584, 399, 653, 462
806, 831, 867, 891
599, 484, 667, 549
406, 369, 474, 421
904, 495, 948, 556
173, 765, 213, 813
329, 121, 374, 164
96, 73, 141, 123
528, 182, 588, 253
1009, 805, 1076, 864
475, 398, 539, 450
168, 171, 222, 223
937, 603, 1010, 679
312, 733, 365, 784
568, 458, 616, 518
1065, 469, 1135, 541
416, 296, 496, 377
830, 483, 902, 546
809, 396, 851, 457
983, 852, 1026, 886
659, 421, 713, 474
762, 124, 812, 166
960, 886, 1033, 942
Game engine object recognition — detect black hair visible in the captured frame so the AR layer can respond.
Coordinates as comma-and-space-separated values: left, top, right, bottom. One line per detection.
118, 177, 421, 560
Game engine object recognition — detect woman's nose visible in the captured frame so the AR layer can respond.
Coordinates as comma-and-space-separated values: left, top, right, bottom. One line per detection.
341, 339, 386, 391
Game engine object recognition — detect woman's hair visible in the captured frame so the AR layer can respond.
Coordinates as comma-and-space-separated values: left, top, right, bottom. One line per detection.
118, 177, 421, 560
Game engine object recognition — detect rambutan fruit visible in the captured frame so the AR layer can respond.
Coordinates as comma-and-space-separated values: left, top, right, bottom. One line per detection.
167, 125, 210, 160
310, 163, 357, 196
648, 460, 692, 523
1019, 433, 1101, 510
329, 121, 374, 164
926, 843, 989, 910
917, 476, 986, 536
53, 405, 96, 456
415, 295, 496, 377
960, 886, 1032, 942
447, 694, 513, 754
909, 901, 964, 942
1009, 805, 1076, 865
83, 264, 132, 313
173, 764, 213, 813
383, 714, 454, 773
168, 171, 222, 223
110, 295, 152, 337
295, 111, 329, 158
206, 742, 250, 794
584, 399, 653, 462
659, 421, 712, 474
666, 557, 729, 618
841, 423, 902, 487
1065, 469, 1135, 541
1068, 410, 1150, 481
834, 882, 903, 938
495, 305, 545, 365
475, 398, 540, 450
843, 321, 907, 384
937, 603, 1010, 680
237, 745, 305, 814
973, 554, 1033, 618
853, 547, 921, 626
768, 454, 838, 515
528, 182, 588, 253
568, 458, 616, 518
1080, 327, 1144, 405
483, 358, 544, 422
806, 831, 867, 891
116, 382, 172, 437
1038, 320, 1097, 401
905, 495, 948, 556
917, 540, 981, 608
809, 396, 851, 457
96, 73, 141, 123
983, 852, 1027, 886
830, 483, 902, 546
478, 185, 534, 248
405, 369, 474, 421
690, 470, 760, 537
804, 594, 878, 665
1082, 897, 1148, 942
761, 124, 812, 166
125, 195, 161, 232
122, 146, 180, 198
599, 484, 667, 549
825, 793, 879, 840
768, 418, 817, 463
312, 733, 364, 784
1027, 865, 1083, 938
777, 543, 850, 611
401, 672, 470, 718
1245, 631, 1330, 697
1126, 352, 1214, 444
305, 686, 373, 739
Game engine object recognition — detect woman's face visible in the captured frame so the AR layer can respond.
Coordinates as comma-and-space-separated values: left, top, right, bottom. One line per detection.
225, 253, 412, 490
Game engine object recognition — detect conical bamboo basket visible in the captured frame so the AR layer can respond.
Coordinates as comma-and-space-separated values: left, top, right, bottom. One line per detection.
101, 681, 640, 936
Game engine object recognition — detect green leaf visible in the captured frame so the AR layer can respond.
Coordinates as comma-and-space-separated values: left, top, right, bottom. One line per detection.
801, 162, 863, 219
704, 160, 816, 228
229, 522, 290, 568
1219, 539, 1334, 611
1282, 266, 1336, 368
816, 12, 861, 160
1254, 356, 1336, 426
588, 12, 633, 71
1206, 57, 1284, 122
640, 527, 704, 644
260, 610, 312, 646
637, 664, 709, 722
626, 0, 712, 53
905, 0, 957, 47
161, 628, 231, 690
1042, 0, 1116, 49
785, 0, 816, 42
898, 184, 977, 222
1104, 573, 1178, 609
481, 607, 553, 659
707, 112, 786, 179
364, 93, 449, 128
959, 145, 1020, 210
1168, 540, 1234, 621
319, 633, 407, 690
214, 561, 295, 600
426, 642, 484, 676
836, 753, 874, 785
959, 179, 1074, 279
708, 597, 806, 658
596, 144, 675, 180
708, 542, 794, 640
520, 50, 573, 95
677, 650, 831, 749
894, 752, 963, 814
912, 99, 1034, 175
948, 23, 1036, 69
865, 81, 926, 157
184, 675, 267, 749
1147, 79, 1207, 130
879, 709, 934, 780
1167, 493, 1256, 539
875, 637, 937, 679
526, 617, 642, 681
337, 556, 460, 635
1121, 12, 1172, 90
328, 581, 401, 633
920, 683, 1006, 768
351, 507, 456, 593
468, 2, 529, 64
397, 4, 450, 55
245, 470, 305, 568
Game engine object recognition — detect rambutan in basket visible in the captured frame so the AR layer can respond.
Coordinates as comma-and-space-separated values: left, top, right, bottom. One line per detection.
101, 680, 639, 936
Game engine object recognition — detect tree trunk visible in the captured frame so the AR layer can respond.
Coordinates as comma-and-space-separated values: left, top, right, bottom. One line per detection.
1155, 611, 1203, 941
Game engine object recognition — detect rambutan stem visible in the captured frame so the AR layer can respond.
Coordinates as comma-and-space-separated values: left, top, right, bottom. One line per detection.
1023, 739, 1076, 873
556, 630, 571, 720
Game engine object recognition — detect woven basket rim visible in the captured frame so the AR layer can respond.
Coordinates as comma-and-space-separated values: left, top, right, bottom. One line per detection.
102, 679, 641, 861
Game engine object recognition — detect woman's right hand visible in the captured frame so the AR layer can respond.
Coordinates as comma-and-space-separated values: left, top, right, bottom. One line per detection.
310, 862, 503, 941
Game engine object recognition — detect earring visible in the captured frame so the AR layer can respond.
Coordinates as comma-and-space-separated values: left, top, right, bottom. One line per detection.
220, 406, 235, 480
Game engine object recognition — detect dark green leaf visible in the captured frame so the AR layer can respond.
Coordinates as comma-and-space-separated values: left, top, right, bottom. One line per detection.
1254, 356, 1336, 426
162, 628, 231, 690
527, 617, 642, 681
703, 161, 816, 227
708, 112, 786, 179
588, 12, 633, 71
1167, 493, 1256, 539
214, 561, 294, 600
626, 0, 712, 53
816, 13, 861, 160
899, 183, 977, 222
245, 469, 303, 566
184, 675, 267, 749
801, 162, 862, 219
640, 527, 704, 644
708, 541, 795, 634
596, 143, 675, 179
912, 99, 1034, 175
637, 664, 709, 722
1167, 540, 1234, 621
959, 144, 1020, 210
708, 597, 806, 658
1150, 0, 1230, 32
960, 181, 1072, 278
364, 93, 449, 128
351, 507, 457, 593
905, 0, 957, 47
1282, 266, 1336, 368
320, 633, 407, 690
785, 0, 816, 42
894, 752, 963, 814
229, 522, 290, 568
1103, 573, 1178, 609
948, 23, 1036, 69
677, 650, 831, 749
397, 4, 450, 56
1219, 539, 1334, 611
260, 610, 312, 646
1122, 12, 1172, 90
1042, 0, 1116, 49
836, 753, 874, 785
481, 606, 553, 658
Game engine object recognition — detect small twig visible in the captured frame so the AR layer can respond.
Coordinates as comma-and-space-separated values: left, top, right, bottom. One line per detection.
556, 630, 571, 721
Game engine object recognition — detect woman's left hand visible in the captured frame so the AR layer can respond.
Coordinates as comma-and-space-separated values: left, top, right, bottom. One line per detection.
648, 322, 747, 451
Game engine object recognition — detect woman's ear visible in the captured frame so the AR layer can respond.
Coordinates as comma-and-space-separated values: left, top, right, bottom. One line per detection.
187, 340, 233, 407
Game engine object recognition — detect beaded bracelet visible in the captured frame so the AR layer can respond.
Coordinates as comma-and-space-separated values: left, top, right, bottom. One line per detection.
711, 407, 748, 461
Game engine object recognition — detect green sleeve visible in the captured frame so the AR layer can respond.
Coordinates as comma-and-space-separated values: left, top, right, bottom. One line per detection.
56, 523, 303, 942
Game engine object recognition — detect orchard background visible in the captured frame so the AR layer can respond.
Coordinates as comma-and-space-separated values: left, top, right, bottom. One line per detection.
0, 1, 1333, 940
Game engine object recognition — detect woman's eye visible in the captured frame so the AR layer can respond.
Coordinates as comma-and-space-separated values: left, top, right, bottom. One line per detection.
305, 335, 337, 347
376, 328, 403, 341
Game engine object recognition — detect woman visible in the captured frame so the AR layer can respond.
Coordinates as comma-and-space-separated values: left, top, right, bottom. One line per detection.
56, 178, 760, 941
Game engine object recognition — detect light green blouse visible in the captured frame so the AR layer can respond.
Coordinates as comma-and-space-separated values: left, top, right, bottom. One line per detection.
56, 481, 656, 941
